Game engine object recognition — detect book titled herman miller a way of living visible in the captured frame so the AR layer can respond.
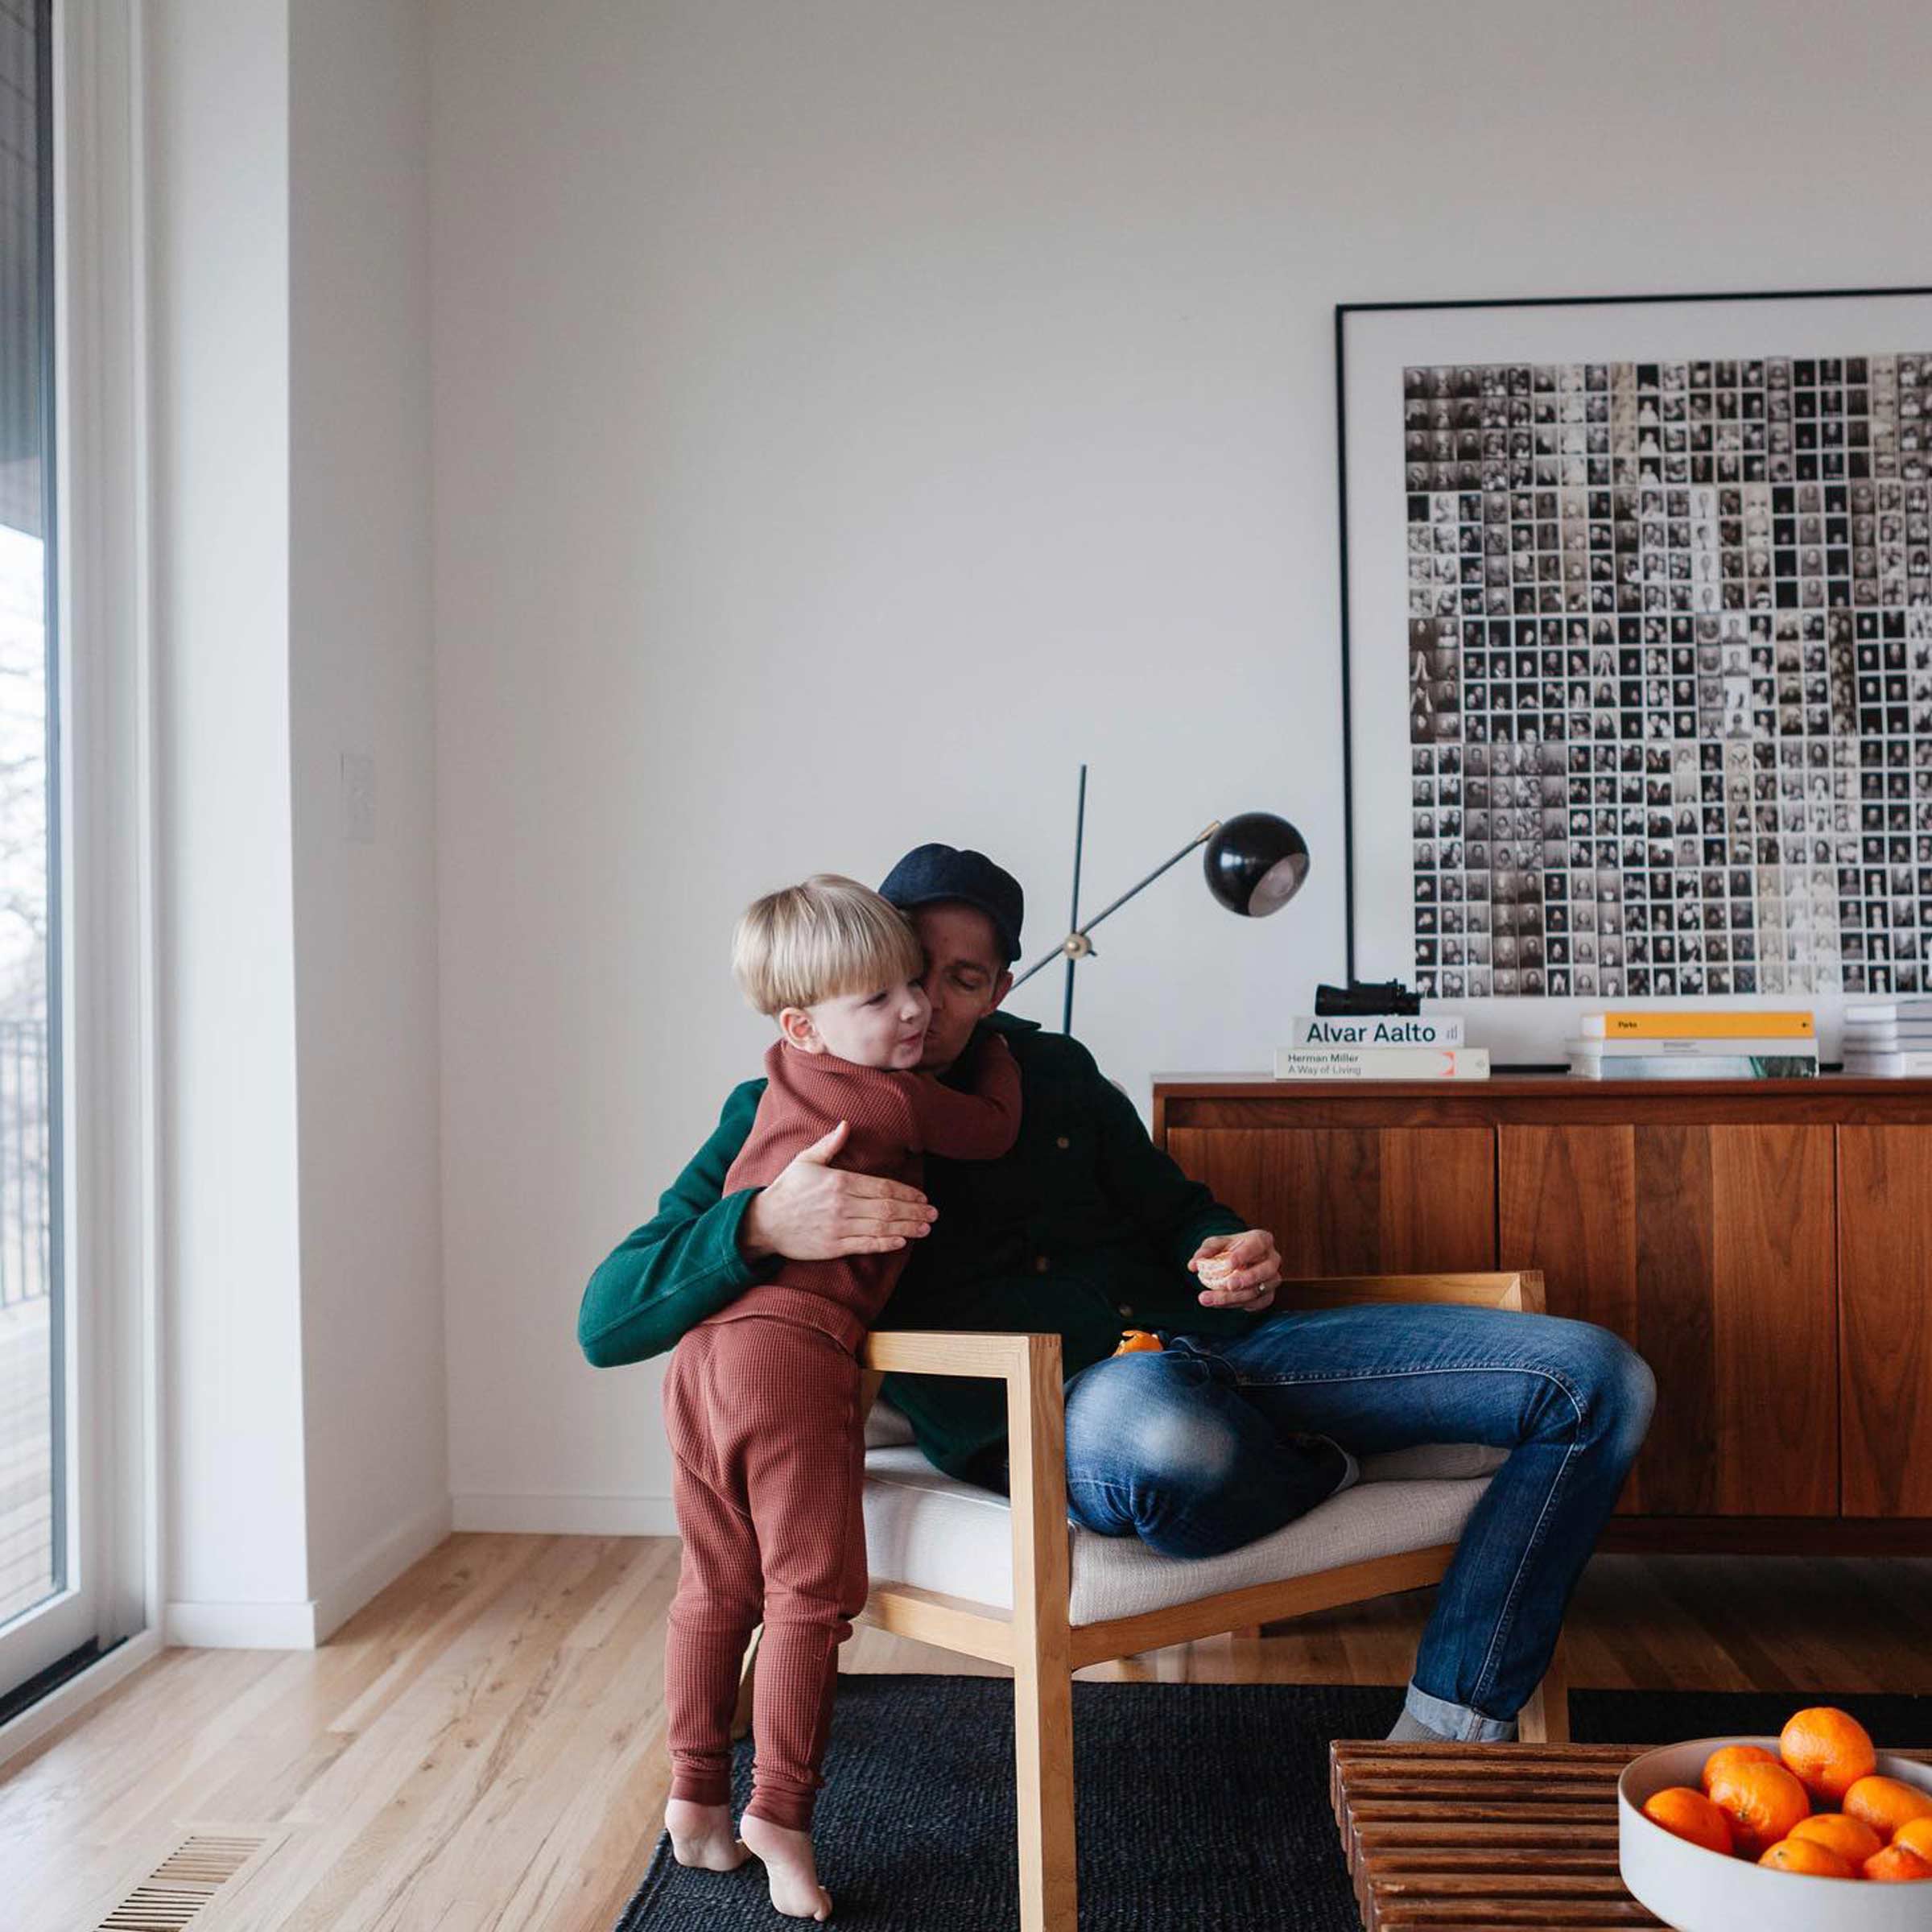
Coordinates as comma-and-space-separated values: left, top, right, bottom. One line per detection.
1274, 1013, 1488, 1080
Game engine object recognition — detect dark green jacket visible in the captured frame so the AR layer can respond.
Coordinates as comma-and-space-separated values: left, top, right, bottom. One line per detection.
576, 1013, 1258, 1484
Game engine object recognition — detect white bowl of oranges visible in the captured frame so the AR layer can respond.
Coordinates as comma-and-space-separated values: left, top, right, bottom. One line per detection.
1619, 1707, 1932, 1931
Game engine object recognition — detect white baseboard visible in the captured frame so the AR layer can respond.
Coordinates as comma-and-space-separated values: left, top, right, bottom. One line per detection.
0, 1624, 166, 1769
163, 1594, 324, 1649
311, 1493, 455, 1643
451, 1489, 678, 1535
164, 1494, 458, 1649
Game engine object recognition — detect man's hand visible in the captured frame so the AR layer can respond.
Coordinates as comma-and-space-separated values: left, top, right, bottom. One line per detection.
737, 1121, 937, 1261
1187, 1228, 1282, 1311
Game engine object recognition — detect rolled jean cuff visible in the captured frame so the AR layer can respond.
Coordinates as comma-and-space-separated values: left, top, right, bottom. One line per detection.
1404, 1678, 1516, 1744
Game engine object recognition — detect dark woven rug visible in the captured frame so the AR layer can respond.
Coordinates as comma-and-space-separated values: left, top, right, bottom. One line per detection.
613, 1679, 1932, 1930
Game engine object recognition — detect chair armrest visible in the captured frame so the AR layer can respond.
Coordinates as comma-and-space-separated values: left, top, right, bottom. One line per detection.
1274, 1269, 1546, 1316
860, 1331, 1072, 1642
859, 1331, 1066, 1433
862, 1329, 1064, 1382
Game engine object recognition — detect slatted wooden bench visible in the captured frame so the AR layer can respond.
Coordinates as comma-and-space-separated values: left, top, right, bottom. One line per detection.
1331, 1740, 1662, 1930
1329, 1740, 1931, 1930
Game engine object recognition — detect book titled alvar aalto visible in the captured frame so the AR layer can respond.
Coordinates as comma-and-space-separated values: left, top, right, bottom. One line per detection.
1273, 1046, 1489, 1080
1291, 1013, 1465, 1047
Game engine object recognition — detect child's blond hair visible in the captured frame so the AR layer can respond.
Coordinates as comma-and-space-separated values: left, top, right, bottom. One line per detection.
732, 874, 924, 1017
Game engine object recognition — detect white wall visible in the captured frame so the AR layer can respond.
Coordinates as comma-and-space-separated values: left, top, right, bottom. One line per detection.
289, 0, 448, 1637
427, 0, 1932, 1528
148, 0, 308, 1629
148, 0, 444, 1644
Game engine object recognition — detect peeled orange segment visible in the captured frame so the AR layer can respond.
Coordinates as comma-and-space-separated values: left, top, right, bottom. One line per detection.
1779, 1707, 1877, 1806
1641, 1786, 1734, 1856
1844, 1773, 1932, 1843
1758, 1836, 1853, 1877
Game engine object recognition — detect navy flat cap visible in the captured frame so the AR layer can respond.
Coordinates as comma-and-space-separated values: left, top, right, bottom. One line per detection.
878, 844, 1024, 964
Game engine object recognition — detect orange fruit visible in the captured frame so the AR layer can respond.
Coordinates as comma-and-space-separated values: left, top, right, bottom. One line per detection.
1895, 1817, 1932, 1861
1707, 1757, 1812, 1859
1701, 1743, 1777, 1793
1779, 1707, 1877, 1806
1641, 1786, 1734, 1856
1791, 1812, 1884, 1865
1864, 1842, 1932, 1882
1844, 1774, 1932, 1842
1758, 1836, 1853, 1877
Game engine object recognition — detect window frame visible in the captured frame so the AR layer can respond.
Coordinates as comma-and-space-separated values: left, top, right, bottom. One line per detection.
0, 0, 163, 1755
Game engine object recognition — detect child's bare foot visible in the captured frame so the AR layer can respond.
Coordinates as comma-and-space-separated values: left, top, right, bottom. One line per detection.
741, 1812, 832, 1920
665, 1798, 749, 1872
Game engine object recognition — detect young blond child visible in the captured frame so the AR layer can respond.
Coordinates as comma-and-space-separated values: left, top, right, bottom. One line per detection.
663, 875, 1022, 1919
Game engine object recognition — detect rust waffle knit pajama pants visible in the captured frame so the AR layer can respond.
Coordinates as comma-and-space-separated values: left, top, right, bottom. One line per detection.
663, 1315, 869, 1831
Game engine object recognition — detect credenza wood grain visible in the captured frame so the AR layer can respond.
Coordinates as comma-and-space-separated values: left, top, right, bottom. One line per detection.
1165, 1125, 1495, 1275
1838, 1126, 1932, 1518
1154, 1077, 1932, 1550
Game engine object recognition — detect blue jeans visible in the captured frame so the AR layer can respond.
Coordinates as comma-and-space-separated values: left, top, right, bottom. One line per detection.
1061, 1305, 1655, 1740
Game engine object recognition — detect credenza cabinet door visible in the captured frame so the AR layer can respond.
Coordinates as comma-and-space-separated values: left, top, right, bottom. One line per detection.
1838, 1127, 1932, 1518
1165, 1126, 1496, 1277
1500, 1123, 1837, 1517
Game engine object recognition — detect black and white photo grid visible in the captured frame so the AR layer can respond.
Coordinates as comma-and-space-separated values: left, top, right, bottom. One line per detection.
1404, 353, 1932, 1002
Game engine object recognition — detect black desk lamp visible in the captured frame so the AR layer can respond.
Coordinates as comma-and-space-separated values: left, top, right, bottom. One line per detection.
1010, 764, 1311, 1032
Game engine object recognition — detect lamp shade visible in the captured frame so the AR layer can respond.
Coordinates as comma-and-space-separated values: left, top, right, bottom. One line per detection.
1203, 812, 1309, 918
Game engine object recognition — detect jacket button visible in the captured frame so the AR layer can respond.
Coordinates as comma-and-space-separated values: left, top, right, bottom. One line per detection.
1034, 1255, 1051, 1274
1055, 1135, 1071, 1150
1117, 1303, 1134, 1319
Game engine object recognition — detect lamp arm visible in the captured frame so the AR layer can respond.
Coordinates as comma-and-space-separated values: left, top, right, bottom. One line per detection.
1008, 820, 1221, 993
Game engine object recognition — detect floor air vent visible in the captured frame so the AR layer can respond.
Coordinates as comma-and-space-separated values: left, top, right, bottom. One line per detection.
96, 1835, 267, 1930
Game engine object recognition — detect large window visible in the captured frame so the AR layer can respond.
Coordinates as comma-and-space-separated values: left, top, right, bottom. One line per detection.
0, 0, 153, 1735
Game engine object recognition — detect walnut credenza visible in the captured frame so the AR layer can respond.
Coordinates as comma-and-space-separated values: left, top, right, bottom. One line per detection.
1151, 1075, 1932, 1554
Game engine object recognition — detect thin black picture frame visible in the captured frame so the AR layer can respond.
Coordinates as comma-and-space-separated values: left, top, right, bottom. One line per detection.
1335, 284, 1932, 989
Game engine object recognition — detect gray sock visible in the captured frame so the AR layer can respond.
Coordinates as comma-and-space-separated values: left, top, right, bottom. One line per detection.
1386, 1703, 1518, 1744
1386, 1705, 1455, 1744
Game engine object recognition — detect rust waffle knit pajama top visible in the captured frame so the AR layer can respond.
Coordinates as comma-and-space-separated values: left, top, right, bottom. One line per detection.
663, 1033, 1022, 1828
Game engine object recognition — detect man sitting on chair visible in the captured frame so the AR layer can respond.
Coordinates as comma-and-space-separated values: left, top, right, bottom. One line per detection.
579, 844, 1656, 1745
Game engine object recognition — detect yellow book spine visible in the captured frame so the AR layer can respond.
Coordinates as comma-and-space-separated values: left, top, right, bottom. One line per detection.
1599, 1010, 1816, 1039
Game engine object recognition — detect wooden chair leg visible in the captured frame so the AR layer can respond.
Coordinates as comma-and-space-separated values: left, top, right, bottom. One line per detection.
1013, 1651, 1077, 1932
730, 1624, 761, 1743
1008, 1335, 1078, 1932
1517, 1632, 1570, 1744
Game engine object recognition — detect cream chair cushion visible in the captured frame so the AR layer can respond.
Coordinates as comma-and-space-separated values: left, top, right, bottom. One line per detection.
861, 1400, 1505, 1629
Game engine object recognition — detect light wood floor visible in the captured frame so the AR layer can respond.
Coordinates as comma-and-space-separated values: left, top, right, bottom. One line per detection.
3, 1534, 1930, 1931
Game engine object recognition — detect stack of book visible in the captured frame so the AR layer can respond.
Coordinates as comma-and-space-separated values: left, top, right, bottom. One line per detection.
1274, 1013, 1488, 1080
1567, 1010, 1818, 1080
1840, 999, 1932, 1076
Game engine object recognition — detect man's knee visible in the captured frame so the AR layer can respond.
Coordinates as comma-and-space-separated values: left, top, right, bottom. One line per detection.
1063, 1353, 1245, 1530
1591, 1330, 1656, 1458
1544, 1319, 1655, 1455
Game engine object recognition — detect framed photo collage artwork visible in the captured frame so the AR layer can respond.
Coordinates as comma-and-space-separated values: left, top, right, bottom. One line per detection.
1339, 287, 1932, 1063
